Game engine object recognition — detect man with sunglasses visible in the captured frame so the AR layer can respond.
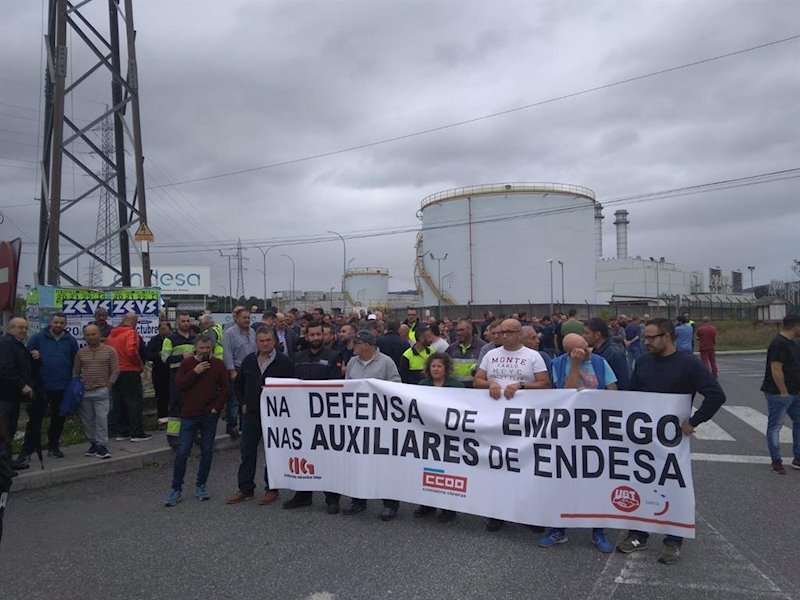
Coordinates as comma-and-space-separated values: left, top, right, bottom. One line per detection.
473, 318, 550, 532
615, 318, 725, 565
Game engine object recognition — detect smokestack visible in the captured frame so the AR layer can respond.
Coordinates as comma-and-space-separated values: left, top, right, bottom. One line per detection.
594, 202, 604, 258
613, 209, 629, 259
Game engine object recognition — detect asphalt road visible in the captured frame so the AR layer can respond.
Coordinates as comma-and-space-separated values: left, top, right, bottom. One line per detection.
2, 353, 798, 600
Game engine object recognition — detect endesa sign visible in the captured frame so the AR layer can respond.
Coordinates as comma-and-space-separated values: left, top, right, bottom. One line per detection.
103, 266, 210, 295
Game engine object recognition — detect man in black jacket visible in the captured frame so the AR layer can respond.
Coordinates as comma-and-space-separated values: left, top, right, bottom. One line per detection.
283, 321, 343, 513
584, 318, 630, 391
615, 317, 726, 565
0, 318, 37, 469
377, 320, 408, 368
146, 321, 172, 426
226, 327, 295, 506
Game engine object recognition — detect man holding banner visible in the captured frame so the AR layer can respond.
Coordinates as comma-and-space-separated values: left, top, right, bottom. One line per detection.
226, 327, 294, 506
473, 318, 550, 532
342, 329, 402, 520
616, 318, 726, 565
539, 333, 618, 553
283, 321, 343, 513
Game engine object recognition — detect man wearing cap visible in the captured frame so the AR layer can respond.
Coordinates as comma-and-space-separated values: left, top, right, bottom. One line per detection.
342, 330, 402, 520
400, 324, 434, 384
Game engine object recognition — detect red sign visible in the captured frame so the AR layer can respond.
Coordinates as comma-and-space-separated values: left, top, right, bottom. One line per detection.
422, 471, 468, 493
0, 239, 21, 312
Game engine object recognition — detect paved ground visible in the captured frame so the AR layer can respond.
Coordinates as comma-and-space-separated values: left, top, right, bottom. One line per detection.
2, 353, 799, 600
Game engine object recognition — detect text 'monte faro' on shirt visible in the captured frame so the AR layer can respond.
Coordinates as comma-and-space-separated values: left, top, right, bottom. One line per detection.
479, 346, 547, 388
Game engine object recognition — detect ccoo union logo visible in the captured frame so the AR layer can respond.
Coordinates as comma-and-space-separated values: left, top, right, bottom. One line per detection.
611, 485, 641, 513
289, 457, 315, 475
422, 467, 468, 496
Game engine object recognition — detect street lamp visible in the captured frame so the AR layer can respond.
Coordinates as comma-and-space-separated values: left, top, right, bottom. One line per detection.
254, 246, 275, 311
281, 254, 295, 310
327, 230, 347, 313
557, 260, 565, 304
546, 259, 554, 316
649, 257, 660, 298
217, 285, 228, 312
747, 266, 755, 291
218, 249, 236, 312
429, 252, 448, 320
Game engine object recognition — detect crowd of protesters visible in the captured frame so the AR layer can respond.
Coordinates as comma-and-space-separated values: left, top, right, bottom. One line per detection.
4, 302, 799, 564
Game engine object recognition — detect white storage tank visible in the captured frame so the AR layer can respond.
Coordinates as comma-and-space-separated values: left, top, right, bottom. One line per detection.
343, 267, 390, 307
416, 182, 598, 306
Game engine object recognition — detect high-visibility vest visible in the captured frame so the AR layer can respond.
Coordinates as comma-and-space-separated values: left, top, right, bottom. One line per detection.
402, 345, 433, 373
201, 324, 224, 360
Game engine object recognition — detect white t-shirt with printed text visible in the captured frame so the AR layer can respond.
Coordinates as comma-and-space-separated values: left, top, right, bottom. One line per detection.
478, 345, 547, 389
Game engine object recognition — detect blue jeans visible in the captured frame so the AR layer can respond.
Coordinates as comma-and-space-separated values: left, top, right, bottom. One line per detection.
237, 411, 271, 494
626, 346, 642, 376
170, 413, 218, 492
765, 393, 800, 461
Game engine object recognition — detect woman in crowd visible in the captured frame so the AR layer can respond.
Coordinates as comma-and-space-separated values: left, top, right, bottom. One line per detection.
414, 352, 463, 522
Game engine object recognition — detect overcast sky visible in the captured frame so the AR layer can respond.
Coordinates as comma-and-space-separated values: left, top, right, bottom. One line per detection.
1, 0, 798, 299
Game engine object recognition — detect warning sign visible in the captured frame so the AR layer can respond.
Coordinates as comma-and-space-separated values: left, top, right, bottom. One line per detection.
134, 222, 155, 242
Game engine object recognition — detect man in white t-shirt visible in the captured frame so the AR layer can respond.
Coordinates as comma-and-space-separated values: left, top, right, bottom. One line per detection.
474, 319, 550, 399
473, 318, 551, 532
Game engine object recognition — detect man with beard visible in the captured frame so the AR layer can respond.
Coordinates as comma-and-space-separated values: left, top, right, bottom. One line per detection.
18, 312, 78, 461
616, 318, 725, 565
283, 321, 343, 513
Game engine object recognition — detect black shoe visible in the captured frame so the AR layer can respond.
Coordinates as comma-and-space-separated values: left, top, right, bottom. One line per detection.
414, 505, 436, 518
486, 518, 504, 532
380, 507, 398, 521
326, 502, 340, 515
48, 447, 65, 458
772, 460, 786, 475
226, 426, 240, 440
282, 496, 313, 510
15, 453, 30, 465
342, 500, 367, 515
9, 459, 30, 471
437, 510, 456, 523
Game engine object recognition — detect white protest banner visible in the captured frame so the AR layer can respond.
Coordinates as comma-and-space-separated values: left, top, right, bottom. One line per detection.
261, 379, 695, 538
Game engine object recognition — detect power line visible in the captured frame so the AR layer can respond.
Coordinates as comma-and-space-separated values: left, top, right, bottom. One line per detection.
148, 168, 800, 253
146, 34, 800, 190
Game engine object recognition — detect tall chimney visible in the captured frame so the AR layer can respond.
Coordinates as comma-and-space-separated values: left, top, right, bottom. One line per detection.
594, 202, 604, 258
613, 209, 629, 259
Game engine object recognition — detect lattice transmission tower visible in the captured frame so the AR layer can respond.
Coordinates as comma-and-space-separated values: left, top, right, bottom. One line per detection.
87, 113, 121, 286
235, 238, 246, 300
37, 0, 152, 287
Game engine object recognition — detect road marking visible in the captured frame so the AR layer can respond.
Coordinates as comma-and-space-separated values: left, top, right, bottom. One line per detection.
611, 514, 792, 598
723, 405, 792, 443
692, 420, 735, 441
691, 453, 770, 464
